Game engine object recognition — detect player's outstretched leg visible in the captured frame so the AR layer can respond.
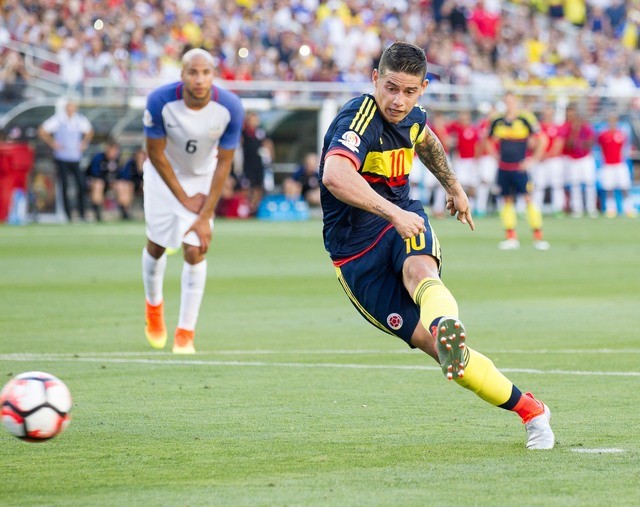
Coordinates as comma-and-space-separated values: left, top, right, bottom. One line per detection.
145, 301, 167, 349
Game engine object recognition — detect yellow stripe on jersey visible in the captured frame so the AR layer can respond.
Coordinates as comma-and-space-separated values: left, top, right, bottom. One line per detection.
335, 266, 390, 334
349, 96, 376, 135
362, 147, 415, 180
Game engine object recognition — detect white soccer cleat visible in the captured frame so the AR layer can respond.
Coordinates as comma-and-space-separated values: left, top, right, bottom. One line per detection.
525, 402, 555, 450
533, 240, 550, 251
498, 238, 520, 250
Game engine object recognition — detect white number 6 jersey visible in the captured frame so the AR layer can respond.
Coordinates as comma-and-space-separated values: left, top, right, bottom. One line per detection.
142, 82, 244, 177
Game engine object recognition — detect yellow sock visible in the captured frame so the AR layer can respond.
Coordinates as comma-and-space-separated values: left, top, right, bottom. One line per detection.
500, 201, 517, 231
455, 347, 513, 406
414, 278, 514, 407
526, 202, 543, 231
413, 278, 458, 330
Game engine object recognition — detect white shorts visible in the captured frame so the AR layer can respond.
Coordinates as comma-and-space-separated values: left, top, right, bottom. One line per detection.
565, 155, 596, 185
534, 157, 564, 188
599, 163, 632, 191
453, 157, 478, 187
477, 155, 497, 184
143, 164, 214, 249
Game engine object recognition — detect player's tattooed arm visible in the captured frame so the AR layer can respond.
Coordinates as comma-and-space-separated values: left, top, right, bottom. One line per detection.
415, 124, 458, 193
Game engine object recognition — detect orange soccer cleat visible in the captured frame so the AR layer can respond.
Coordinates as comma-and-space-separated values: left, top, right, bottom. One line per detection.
172, 327, 196, 354
145, 301, 167, 349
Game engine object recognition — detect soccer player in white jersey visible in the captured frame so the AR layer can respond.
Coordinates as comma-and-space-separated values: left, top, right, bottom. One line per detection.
141, 48, 245, 354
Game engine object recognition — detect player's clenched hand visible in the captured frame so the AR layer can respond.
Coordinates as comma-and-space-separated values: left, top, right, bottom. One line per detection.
185, 215, 212, 254
391, 210, 427, 240
182, 193, 207, 214
446, 194, 475, 231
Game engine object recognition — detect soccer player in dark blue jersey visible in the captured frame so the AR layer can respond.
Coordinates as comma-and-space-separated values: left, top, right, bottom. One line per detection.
487, 92, 549, 250
319, 41, 554, 449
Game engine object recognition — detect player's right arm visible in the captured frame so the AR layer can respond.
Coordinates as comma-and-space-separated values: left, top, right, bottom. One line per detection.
145, 136, 205, 213
322, 153, 426, 240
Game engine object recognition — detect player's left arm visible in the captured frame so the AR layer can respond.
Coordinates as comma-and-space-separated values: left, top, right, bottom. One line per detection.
415, 124, 474, 231
186, 147, 236, 255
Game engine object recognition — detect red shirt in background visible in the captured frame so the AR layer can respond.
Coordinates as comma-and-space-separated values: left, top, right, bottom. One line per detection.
561, 121, 595, 159
598, 128, 626, 164
540, 122, 565, 158
477, 117, 499, 156
448, 121, 479, 159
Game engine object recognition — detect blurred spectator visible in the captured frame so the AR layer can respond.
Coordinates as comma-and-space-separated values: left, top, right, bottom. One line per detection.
241, 111, 273, 215
562, 104, 598, 218
83, 37, 115, 96
58, 37, 85, 94
38, 99, 94, 222
448, 110, 480, 212
85, 140, 124, 221
597, 114, 637, 218
121, 147, 146, 202
283, 152, 320, 207
0, 50, 29, 101
534, 105, 566, 215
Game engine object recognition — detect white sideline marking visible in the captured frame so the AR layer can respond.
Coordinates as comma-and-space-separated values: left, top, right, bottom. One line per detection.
1, 352, 639, 377
571, 448, 625, 454
1, 348, 639, 357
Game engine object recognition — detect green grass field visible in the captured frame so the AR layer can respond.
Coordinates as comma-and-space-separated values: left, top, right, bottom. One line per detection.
1, 216, 639, 506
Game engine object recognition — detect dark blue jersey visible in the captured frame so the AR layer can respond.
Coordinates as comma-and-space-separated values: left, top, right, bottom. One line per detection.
319, 94, 428, 260
488, 110, 540, 171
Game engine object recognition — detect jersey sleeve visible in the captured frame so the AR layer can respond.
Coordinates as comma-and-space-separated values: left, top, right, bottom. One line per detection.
217, 88, 245, 151
325, 96, 380, 171
142, 89, 167, 139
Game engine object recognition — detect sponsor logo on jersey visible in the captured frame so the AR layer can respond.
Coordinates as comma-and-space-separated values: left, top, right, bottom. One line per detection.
143, 109, 153, 128
208, 125, 224, 139
387, 313, 403, 330
338, 130, 361, 153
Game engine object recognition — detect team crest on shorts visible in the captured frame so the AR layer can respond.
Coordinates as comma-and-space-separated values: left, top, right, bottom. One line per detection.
387, 313, 403, 330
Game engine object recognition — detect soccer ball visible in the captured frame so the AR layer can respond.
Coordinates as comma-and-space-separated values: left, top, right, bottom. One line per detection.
0, 371, 72, 441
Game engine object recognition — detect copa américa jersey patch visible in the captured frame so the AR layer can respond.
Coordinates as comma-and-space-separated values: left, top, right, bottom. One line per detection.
338, 130, 361, 153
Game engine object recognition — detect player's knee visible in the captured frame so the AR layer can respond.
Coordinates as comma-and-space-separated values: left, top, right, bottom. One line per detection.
403, 256, 439, 289
183, 244, 205, 264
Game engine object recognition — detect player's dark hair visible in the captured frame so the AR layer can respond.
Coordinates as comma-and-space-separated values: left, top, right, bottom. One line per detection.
378, 41, 427, 79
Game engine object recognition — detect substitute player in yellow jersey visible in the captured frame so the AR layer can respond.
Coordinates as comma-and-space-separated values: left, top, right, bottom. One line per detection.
487, 92, 549, 250
319, 42, 554, 449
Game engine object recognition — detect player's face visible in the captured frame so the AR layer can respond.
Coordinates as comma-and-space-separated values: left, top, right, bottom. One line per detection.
181, 55, 215, 104
372, 69, 427, 124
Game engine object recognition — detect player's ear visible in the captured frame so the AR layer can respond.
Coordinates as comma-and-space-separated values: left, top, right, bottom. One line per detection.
372, 68, 379, 85
421, 79, 429, 94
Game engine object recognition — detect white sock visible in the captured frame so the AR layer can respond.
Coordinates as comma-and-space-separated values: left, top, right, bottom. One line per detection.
476, 183, 490, 214
178, 260, 207, 331
623, 195, 636, 214
585, 185, 597, 214
551, 187, 565, 213
142, 248, 167, 306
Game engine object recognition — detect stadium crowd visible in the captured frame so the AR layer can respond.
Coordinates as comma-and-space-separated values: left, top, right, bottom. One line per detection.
1, 0, 638, 223
2, 0, 640, 100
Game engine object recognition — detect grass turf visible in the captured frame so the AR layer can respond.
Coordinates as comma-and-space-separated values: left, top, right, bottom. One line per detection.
1, 215, 639, 506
